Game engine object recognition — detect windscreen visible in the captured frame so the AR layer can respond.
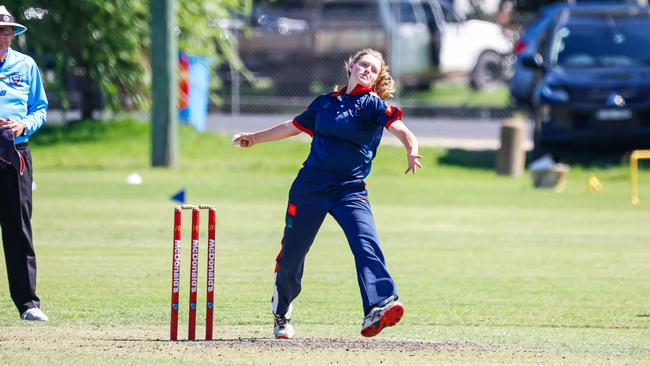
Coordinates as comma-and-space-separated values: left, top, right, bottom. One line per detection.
550, 14, 650, 68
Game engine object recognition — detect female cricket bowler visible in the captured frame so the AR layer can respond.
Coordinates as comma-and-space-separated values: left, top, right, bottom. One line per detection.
232, 48, 422, 339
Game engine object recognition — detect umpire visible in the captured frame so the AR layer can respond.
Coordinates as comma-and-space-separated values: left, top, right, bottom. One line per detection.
0, 5, 48, 321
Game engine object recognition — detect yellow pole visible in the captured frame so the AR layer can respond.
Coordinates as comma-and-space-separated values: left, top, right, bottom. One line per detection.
630, 150, 650, 206
631, 151, 639, 205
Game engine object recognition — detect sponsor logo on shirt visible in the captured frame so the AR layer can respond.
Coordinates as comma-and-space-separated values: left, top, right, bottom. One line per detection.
287, 203, 297, 217
286, 203, 297, 228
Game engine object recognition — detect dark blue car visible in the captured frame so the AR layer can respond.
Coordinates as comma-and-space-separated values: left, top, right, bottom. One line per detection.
509, 1, 641, 110
520, 5, 650, 152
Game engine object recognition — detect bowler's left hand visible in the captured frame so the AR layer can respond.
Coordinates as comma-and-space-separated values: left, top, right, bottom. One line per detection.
0, 118, 26, 137
405, 153, 423, 174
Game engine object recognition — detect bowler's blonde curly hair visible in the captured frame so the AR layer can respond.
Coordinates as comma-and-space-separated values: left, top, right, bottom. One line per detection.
345, 48, 395, 101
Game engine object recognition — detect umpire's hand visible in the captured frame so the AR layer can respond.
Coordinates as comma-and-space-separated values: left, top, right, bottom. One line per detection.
0, 118, 26, 137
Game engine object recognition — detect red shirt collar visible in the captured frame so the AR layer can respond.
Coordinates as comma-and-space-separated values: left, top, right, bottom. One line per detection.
331, 84, 374, 97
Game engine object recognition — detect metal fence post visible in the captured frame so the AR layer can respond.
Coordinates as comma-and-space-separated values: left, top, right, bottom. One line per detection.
151, 0, 178, 167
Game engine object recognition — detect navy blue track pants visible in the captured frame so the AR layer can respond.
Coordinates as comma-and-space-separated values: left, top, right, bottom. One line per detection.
272, 169, 398, 317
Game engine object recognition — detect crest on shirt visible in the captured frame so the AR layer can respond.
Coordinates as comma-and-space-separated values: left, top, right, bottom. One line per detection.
354, 102, 361, 115
9, 74, 21, 86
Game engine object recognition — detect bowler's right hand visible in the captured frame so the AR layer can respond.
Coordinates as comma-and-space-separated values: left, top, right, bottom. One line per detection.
232, 133, 256, 148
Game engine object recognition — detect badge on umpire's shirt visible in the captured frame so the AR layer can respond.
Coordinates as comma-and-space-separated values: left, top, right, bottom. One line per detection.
9, 74, 21, 85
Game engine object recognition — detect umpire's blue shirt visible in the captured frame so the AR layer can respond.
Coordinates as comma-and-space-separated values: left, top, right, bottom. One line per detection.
0, 47, 48, 144
292, 85, 402, 180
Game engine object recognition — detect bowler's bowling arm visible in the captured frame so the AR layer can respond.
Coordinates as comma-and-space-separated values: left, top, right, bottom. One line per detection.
247, 120, 301, 146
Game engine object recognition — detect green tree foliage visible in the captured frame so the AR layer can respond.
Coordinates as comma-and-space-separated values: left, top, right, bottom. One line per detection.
177, 0, 252, 104
4, 0, 249, 119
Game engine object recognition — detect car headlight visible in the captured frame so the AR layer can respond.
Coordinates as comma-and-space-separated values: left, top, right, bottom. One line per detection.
541, 85, 569, 102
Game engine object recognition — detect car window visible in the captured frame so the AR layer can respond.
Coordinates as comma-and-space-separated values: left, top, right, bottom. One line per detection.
320, 1, 377, 28
535, 20, 553, 58
322, 2, 375, 19
253, 0, 309, 24
390, 2, 417, 24
551, 19, 650, 67
439, 0, 464, 23
421, 1, 442, 31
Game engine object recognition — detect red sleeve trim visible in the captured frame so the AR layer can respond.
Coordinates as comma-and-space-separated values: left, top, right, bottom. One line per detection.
292, 118, 314, 137
384, 107, 402, 129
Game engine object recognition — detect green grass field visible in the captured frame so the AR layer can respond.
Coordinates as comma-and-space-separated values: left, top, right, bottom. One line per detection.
0, 119, 648, 365
405, 83, 511, 107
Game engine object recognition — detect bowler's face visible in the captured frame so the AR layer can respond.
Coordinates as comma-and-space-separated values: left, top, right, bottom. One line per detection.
349, 54, 381, 87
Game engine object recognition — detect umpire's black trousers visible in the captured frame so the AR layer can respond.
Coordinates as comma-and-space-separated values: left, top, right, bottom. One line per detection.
0, 145, 40, 314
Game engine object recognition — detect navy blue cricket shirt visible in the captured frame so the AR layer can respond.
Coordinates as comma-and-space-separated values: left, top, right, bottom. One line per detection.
292, 84, 402, 180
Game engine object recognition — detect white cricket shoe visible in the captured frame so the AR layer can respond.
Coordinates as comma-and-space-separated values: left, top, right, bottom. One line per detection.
360, 301, 404, 337
21, 308, 49, 322
274, 313, 294, 339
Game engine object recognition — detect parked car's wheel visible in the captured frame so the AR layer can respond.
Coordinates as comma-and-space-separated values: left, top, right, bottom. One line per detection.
530, 111, 553, 161
530, 130, 547, 162
470, 51, 505, 90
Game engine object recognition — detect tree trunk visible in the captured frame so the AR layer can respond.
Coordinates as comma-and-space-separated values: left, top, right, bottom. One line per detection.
79, 72, 97, 120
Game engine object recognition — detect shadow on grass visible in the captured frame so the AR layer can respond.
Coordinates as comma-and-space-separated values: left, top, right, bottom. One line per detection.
438, 148, 633, 171
438, 149, 497, 171
33, 119, 145, 147
549, 150, 631, 168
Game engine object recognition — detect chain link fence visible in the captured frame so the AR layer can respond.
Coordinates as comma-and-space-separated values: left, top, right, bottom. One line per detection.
215, 0, 543, 119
